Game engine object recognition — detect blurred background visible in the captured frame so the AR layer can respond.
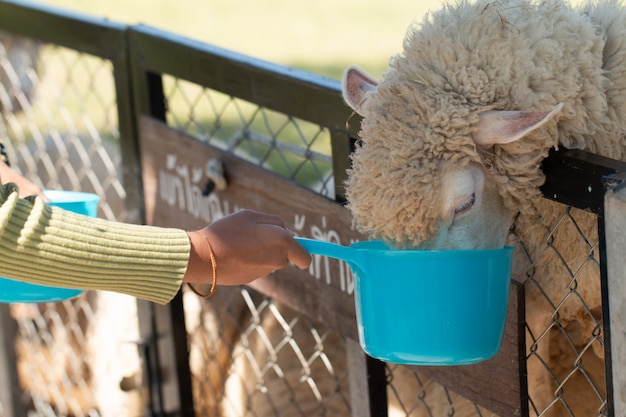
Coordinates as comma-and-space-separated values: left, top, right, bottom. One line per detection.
37, 0, 443, 80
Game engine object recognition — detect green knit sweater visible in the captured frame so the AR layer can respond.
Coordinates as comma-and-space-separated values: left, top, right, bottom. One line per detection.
0, 183, 190, 304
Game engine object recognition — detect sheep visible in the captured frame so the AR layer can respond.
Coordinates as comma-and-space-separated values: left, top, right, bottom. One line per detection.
341, 0, 626, 415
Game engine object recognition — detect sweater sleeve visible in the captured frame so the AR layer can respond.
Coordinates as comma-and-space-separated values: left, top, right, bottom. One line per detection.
0, 183, 190, 304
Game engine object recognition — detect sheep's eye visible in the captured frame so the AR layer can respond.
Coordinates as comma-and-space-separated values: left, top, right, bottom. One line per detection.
453, 193, 475, 217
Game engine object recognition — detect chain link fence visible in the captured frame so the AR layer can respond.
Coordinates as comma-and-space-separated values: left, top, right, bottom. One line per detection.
164, 76, 336, 198
513, 202, 606, 416
0, 4, 621, 417
0, 32, 143, 417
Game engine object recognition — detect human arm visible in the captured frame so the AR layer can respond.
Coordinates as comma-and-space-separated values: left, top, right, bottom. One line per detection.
0, 183, 310, 304
184, 210, 311, 286
0, 182, 189, 303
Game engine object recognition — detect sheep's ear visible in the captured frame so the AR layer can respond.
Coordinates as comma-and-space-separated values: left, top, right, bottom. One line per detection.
473, 103, 564, 146
342, 65, 378, 116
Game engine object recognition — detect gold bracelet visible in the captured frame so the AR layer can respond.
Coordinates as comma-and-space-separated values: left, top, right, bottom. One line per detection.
187, 231, 218, 298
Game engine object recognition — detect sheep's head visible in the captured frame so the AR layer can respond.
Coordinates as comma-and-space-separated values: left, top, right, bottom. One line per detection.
342, 66, 563, 250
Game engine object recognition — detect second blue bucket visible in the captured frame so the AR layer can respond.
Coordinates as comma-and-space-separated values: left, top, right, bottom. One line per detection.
0, 190, 100, 303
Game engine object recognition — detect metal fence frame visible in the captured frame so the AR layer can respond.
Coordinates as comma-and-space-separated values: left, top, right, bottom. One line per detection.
1, 1, 626, 416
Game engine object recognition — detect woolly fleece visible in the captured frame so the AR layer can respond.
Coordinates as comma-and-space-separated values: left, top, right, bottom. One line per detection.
346, 0, 626, 247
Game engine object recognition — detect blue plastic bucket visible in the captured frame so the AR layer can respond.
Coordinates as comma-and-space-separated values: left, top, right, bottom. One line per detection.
296, 238, 514, 365
0, 190, 100, 303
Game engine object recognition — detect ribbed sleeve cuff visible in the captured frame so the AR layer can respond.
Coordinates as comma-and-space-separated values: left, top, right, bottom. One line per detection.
0, 186, 189, 304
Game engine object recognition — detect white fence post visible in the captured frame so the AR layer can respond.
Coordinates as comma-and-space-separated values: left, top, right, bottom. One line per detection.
604, 180, 626, 415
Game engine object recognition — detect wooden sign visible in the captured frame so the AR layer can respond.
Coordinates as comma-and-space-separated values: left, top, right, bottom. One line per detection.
139, 116, 525, 415
139, 116, 364, 338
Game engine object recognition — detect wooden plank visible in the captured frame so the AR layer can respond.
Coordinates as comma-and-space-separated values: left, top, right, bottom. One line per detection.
139, 116, 525, 414
140, 116, 363, 339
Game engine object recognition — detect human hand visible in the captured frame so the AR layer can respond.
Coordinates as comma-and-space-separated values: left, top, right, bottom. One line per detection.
184, 210, 311, 286
0, 160, 47, 200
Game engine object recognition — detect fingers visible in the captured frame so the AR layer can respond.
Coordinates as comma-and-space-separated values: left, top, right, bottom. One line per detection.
288, 237, 312, 269
261, 223, 311, 270
22, 184, 48, 201
204, 210, 312, 283
248, 210, 310, 269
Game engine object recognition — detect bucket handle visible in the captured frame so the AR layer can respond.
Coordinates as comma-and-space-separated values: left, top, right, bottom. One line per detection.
295, 237, 362, 266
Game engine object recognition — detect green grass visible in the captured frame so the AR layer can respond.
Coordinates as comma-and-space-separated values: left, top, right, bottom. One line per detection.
35, 0, 446, 79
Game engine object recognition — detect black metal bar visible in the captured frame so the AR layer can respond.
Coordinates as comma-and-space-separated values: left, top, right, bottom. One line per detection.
0, 0, 126, 58
126, 25, 357, 135
166, 292, 195, 417
128, 32, 196, 416
146, 71, 167, 122
113, 29, 145, 226
599, 171, 626, 417
330, 130, 352, 203
366, 356, 389, 417
540, 147, 626, 213
146, 306, 165, 416
597, 210, 613, 417
515, 281, 530, 417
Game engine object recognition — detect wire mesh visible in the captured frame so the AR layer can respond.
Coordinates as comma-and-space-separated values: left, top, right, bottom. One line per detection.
164, 76, 335, 198
511, 201, 606, 417
386, 365, 496, 417
0, 34, 142, 417
183, 287, 350, 417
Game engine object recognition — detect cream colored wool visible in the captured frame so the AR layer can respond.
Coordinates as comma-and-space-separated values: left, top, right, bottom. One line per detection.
347, 0, 626, 247
0, 182, 189, 304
